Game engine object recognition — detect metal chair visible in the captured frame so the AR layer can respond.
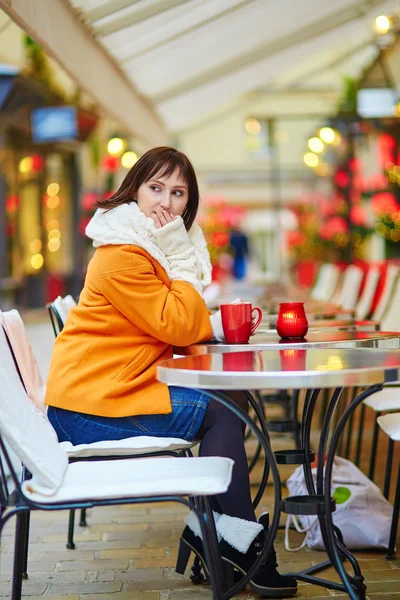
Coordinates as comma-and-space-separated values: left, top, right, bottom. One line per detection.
0, 329, 232, 600
376, 412, 400, 560
354, 274, 400, 477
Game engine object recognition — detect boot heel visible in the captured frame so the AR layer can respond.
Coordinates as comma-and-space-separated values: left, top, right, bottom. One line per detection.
222, 560, 236, 588
175, 539, 191, 574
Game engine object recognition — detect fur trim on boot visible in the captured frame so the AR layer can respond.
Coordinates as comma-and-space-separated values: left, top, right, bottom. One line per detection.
184, 510, 222, 541
217, 514, 263, 553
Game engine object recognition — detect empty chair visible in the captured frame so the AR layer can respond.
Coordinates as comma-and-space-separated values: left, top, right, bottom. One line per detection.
381, 275, 400, 331
335, 264, 364, 312
372, 264, 400, 322
311, 263, 341, 302
355, 266, 381, 320
376, 412, 400, 559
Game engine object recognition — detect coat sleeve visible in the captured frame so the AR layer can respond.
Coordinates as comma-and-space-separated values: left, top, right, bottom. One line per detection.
97, 250, 213, 347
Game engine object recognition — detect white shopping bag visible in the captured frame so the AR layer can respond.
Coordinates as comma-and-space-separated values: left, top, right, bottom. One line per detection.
285, 456, 394, 551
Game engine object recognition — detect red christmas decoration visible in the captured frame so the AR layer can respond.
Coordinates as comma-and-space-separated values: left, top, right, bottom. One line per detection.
31, 155, 44, 171
211, 231, 230, 247
371, 192, 400, 216
5, 195, 18, 212
319, 216, 348, 240
378, 133, 396, 169
334, 170, 350, 188
82, 192, 97, 211
350, 204, 367, 227
101, 155, 120, 172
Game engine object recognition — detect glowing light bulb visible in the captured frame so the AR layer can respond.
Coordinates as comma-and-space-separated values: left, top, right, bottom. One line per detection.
107, 137, 125, 156
47, 183, 60, 196
19, 157, 33, 173
319, 127, 336, 144
121, 151, 138, 169
244, 118, 261, 135
31, 253, 44, 270
303, 152, 319, 168
308, 137, 324, 153
375, 15, 391, 34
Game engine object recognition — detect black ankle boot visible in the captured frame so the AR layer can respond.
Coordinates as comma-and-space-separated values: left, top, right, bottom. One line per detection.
177, 526, 297, 598
221, 530, 297, 597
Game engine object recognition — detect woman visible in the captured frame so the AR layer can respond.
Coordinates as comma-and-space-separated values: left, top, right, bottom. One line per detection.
46, 147, 297, 598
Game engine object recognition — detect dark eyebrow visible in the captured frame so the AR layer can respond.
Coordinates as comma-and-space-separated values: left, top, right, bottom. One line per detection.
150, 179, 187, 190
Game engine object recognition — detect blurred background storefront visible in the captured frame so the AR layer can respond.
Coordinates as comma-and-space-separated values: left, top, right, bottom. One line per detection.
1, 1, 400, 306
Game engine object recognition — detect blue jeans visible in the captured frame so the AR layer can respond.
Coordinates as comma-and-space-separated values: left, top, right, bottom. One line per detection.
47, 386, 210, 445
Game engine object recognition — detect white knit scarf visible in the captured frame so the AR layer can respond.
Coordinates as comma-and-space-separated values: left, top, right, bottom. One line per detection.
85, 203, 212, 291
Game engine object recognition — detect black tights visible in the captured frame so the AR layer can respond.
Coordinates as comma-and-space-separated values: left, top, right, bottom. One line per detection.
197, 391, 256, 522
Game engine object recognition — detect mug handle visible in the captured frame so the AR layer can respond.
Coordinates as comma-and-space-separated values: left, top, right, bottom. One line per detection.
251, 307, 263, 334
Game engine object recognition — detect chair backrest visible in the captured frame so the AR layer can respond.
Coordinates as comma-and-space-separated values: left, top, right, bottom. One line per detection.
47, 295, 76, 337
355, 266, 381, 320
336, 264, 364, 311
0, 326, 67, 495
372, 264, 400, 321
381, 276, 400, 332
311, 264, 341, 302
0, 309, 46, 413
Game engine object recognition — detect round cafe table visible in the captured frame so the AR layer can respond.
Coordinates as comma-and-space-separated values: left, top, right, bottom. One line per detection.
157, 348, 400, 600
174, 331, 400, 355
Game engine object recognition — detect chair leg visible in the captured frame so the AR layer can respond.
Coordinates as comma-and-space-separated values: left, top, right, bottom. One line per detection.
355, 403, 366, 467
344, 388, 357, 460
21, 512, 30, 579
368, 414, 381, 481
197, 497, 225, 598
384, 439, 394, 500
66, 510, 76, 549
79, 509, 87, 527
12, 513, 27, 600
386, 461, 400, 560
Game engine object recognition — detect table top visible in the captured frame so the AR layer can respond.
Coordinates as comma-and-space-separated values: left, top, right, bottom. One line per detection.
175, 331, 400, 356
157, 348, 400, 390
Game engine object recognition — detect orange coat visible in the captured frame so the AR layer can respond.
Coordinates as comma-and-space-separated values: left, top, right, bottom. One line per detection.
45, 245, 213, 417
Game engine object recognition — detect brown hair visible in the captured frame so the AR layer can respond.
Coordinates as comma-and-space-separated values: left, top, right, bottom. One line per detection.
94, 146, 199, 231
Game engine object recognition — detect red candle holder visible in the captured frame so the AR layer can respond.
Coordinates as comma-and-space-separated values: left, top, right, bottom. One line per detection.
276, 302, 308, 339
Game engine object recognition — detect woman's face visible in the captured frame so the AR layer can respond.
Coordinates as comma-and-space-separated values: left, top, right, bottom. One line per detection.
136, 168, 189, 225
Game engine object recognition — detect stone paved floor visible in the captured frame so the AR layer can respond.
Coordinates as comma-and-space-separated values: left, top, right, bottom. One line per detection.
0, 310, 399, 599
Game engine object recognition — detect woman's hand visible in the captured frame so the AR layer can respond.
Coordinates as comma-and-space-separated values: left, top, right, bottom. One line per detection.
152, 209, 176, 229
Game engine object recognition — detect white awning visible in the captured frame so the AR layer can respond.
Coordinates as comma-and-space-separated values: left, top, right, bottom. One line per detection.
2, 0, 398, 138
68, 0, 398, 132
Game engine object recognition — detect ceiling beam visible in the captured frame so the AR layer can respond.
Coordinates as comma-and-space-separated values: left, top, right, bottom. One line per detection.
0, 0, 168, 147
95, 0, 191, 36
121, 0, 256, 63
151, 0, 389, 104
85, 0, 142, 23
284, 40, 377, 89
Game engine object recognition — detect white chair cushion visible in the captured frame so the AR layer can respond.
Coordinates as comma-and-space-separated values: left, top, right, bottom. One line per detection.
0, 328, 68, 495
377, 413, 400, 441
61, 437, 196, 458
22, 456, 233, 503
363, 387, 400, 412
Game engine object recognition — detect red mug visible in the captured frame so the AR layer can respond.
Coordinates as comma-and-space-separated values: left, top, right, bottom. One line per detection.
220, 303, 263, 344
